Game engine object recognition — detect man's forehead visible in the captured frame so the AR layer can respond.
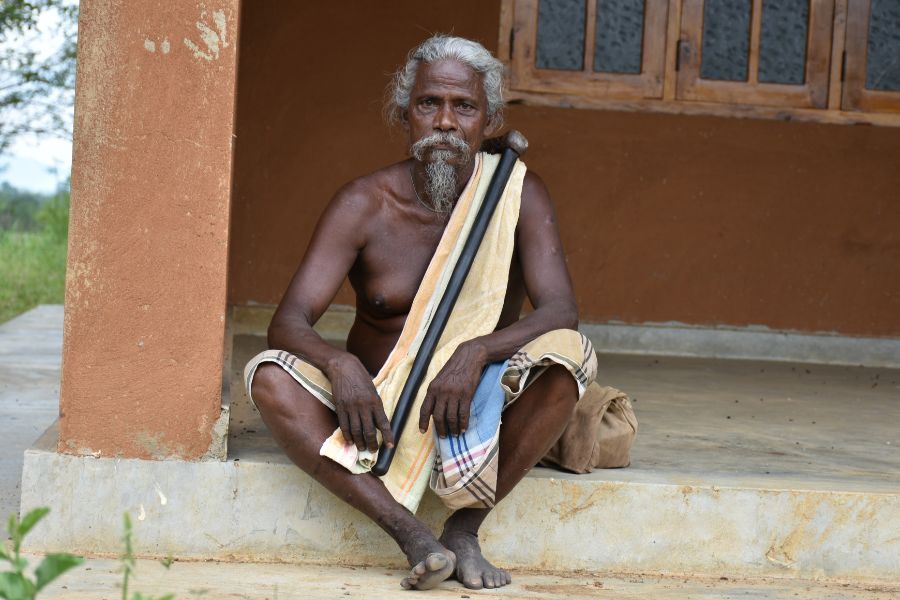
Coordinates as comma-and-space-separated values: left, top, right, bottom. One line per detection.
414, 59, 484, 96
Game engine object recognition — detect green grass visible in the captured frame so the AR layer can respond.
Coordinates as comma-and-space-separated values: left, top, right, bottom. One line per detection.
0, 229, 67, 324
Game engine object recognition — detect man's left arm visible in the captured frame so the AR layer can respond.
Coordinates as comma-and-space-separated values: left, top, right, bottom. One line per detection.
419, 171, 578, 437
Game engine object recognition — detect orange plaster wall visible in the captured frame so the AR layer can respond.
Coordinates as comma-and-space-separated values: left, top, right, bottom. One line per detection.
229, 1, 900, 337
60, 0, 240, 459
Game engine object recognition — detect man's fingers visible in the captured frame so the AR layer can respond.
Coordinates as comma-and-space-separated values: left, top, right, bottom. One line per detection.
362, 411, 379, 452
348, 411, 366, 450
432, 399, 448, 438
445, 397, 460, 437
336, 407, 352, 444
375, 409, 395, 449
419, 394, 436, 434
458, 399, 470, 434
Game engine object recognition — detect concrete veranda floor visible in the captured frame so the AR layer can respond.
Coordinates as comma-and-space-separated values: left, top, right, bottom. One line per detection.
30, 556, 900, 599
230, 334, 900, 494
0, 305, 62, 520
3, 306, 900, 598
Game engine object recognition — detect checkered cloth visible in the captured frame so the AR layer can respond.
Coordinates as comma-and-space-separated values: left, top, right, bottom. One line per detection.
245, 329, 597, 511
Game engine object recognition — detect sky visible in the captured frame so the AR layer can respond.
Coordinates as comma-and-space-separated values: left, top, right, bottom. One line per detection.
0, 137, 72, 194
0, 8, 74, 194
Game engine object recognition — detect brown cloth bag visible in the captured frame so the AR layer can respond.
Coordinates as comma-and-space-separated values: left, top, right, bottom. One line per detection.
538, 382, 638, 473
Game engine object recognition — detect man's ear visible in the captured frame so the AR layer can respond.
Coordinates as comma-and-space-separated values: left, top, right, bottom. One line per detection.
400, 109, 410, 131
484, 113, 500, 137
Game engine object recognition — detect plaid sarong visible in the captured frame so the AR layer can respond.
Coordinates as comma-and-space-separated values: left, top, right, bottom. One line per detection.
245, 329, 596, 511
432, 329, 597, 509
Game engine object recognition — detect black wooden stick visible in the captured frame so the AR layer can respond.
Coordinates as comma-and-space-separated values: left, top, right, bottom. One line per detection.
371, 131, 529, 477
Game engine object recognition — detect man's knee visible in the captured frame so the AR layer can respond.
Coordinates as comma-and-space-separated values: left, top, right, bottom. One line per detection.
545, 364, 578, 393
250, 363, 291, 410
521, 364, 577, 413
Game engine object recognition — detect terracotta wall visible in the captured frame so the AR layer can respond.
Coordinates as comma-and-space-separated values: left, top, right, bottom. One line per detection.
229, 1, 900, 337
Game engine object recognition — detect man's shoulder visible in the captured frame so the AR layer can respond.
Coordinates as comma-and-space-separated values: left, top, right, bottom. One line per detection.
518, 167, 553, 215
314, 162, 407, 246
329, 161, 406, 213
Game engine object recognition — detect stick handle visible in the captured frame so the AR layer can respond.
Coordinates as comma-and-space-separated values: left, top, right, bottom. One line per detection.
371, 141, 524, 477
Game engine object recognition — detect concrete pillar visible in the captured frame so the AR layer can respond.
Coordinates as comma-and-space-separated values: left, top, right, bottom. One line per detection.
59, 0, 241, 460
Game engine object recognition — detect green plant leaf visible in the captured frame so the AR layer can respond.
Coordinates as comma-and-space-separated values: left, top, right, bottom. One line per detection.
9, 557, 27, 572
0, 571, 30, 600
0, 544, 9, 561
34, 553, 83, 591
5, 515, 15, 541
16, 507, 49, 540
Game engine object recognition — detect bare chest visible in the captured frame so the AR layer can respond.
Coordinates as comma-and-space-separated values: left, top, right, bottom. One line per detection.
348, 217, 446, 319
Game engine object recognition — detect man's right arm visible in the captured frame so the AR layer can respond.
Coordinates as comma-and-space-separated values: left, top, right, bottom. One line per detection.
266, 181, 394, 452
267, 180, 367, 364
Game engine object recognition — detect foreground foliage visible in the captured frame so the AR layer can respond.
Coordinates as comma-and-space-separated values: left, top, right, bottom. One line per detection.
0, 508, 83, 600
118, 513, 174, 600
1, 509, 182, 599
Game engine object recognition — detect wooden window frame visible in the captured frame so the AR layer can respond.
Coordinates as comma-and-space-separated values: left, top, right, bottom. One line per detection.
508, 0, 670, 100
676, 0, 834, 109
500, 0, 900, 127
841, 0, 900, 113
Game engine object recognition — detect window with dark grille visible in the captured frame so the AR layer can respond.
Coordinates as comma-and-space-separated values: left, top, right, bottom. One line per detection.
500, 0, 900, 124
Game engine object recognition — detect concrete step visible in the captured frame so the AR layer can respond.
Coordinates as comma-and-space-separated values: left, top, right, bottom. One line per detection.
31, 554, 900, 599
16, 305, 900, 585
20, 425, 900, 584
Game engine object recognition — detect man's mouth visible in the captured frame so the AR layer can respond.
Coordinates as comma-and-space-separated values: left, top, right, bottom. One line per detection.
410, 133, 471, 162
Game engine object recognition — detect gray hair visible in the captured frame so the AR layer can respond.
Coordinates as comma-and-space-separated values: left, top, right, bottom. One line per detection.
386, 34, 505, 128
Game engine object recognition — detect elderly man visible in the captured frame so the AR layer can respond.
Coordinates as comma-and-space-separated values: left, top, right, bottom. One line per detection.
244, 35, 596, 591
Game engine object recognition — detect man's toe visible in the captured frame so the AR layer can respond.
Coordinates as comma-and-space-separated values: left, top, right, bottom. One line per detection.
464, 576, 484, 590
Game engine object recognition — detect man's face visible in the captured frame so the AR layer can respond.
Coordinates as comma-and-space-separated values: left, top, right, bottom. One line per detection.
403, 59, 494, 166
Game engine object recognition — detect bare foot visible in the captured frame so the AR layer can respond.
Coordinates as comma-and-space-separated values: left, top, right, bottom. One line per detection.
399, 524, 456, 590
440, 529, 511, 589
400, 552, 456, 590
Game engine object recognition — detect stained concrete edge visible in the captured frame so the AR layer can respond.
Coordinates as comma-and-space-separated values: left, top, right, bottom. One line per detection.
584, 321, 900, 369
20, 426, 900, 584
232, 305, 900, 368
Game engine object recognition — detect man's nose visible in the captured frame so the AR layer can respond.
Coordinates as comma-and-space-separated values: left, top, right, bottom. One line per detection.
433, 104, 457, 131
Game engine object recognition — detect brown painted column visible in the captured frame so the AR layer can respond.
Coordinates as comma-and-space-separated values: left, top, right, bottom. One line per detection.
59, 0, 241, 460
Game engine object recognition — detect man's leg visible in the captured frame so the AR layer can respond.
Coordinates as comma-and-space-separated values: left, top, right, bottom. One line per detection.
251, 364, 455, 590
439, 364, 578, 589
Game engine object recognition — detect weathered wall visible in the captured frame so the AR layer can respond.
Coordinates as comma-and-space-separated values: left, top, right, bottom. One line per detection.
229, 1, 900, 337
60, 0, 240, 459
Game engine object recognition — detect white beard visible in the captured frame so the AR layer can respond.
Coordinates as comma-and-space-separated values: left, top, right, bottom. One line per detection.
423, 150, 457, 215
410, 133, 472, 215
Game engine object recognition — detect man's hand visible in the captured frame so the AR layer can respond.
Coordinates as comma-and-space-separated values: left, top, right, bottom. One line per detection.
418, 341, 488, 437
326, 354, 395, 452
